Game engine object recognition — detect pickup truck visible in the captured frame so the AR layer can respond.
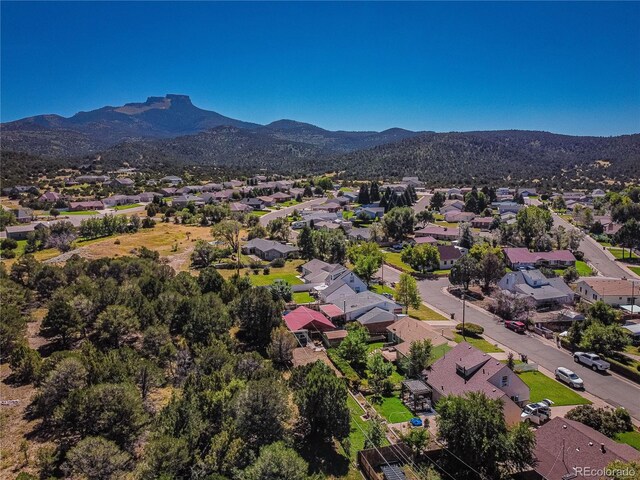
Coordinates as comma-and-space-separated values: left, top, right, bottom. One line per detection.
574, 352, 611, 371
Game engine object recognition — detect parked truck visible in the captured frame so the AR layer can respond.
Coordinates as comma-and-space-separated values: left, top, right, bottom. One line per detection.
573, 352, 610, 372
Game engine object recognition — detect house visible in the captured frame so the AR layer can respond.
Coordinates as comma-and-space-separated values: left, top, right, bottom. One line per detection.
356, 308, 398, 334
172, 195, 205, 208
503, 248, 576, 269
102, 194, 141, 207
241, 238, 298, 261
426, 342, 530, 425
258, 196, 275, 207
623, 322, 640, 344
411, 235, 438, 246
356, 206, 385, 220
331, 291, 403, 322
69, 200, 104, 211
518, 187, 537, 197
576, 277, 639, 307
38, 191, 63, 203
386, 317, 448, 359
229, 202, 252, 213
239, 198, 265, 210
439, 204, 462, 215
319, 269, 368, 303
159, 175, 182, 185
471, 217, 494, 230
223, 180, 244, 189
347, 227, 372, 242
284, 306, 336, 345
300, 259, 345, 286
528, 417, 639, 480
494, 201, 524, 214
202, 183, 223, 192
591, 188, 606, 198
436, 245, 463, 270
498, 269, 574, 307
138, 192, 162, 202
414, 225, 460, 241
75, 175, 110, 184
11, 208, 34, 223
159, 187, 177, 197
110, 177, 135, 188
444, 211, 476, 223
401, 177, 423, 187
342, 191, 359, 203
4, 223, 46, 240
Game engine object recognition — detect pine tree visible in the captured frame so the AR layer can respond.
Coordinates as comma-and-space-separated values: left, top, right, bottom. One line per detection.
370, 181, 380, 202
358, 184, 370, 205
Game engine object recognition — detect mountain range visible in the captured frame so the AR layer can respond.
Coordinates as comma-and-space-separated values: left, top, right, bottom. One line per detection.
1, 94, 639, 187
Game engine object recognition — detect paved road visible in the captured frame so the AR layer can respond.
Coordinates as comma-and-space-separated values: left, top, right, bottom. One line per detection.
259, 197, 326, 227
412, 194, 432, 213
553, 214, 638, 278
379, 265, 640, 420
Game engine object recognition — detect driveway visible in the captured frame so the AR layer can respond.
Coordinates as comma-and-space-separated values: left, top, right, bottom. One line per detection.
378, 264, 640, 420
553, 213, 638, 279
259, 197, 326, 227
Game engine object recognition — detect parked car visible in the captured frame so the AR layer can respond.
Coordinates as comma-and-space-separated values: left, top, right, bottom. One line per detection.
574, 352, 610, 372
391, 244, 404, 252
505, 321, 526, 333
382, 292, 394, 300
555, 367, 584, 389
521, 399, 554, 425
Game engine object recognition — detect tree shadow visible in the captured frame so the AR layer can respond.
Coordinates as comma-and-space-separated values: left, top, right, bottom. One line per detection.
297, 438, 351, 478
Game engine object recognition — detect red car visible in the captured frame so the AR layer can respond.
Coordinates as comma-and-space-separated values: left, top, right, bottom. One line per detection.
505, 321, 526, 333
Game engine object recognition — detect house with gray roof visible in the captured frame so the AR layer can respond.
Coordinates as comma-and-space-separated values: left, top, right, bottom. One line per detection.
242, 238, 298, 261
497, 269, 574, 307
330, 291, 403, 322
172, 195, 205, 208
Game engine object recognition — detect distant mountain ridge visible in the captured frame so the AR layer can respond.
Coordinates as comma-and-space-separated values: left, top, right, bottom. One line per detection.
1, 94, 420, 156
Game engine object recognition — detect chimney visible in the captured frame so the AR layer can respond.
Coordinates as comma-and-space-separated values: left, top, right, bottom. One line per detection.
600, 443, 606, 453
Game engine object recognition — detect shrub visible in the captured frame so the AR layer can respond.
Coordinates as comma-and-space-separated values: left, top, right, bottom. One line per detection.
271, 258, 286, 268
263, 266, 271, 275
0, 238, 18, 250
573, 250, 585, 261
114, 239, 121, 245
455, 322, 484, 336
1, 249, 16, 258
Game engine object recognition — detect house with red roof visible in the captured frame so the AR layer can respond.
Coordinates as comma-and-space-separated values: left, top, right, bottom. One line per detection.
283, 306, 336, 345
503, 247, 576, 269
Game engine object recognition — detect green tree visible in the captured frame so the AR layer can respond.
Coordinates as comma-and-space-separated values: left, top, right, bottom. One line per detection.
292, 361, 350, 441
297, 225, 316, 259
138, 434, 191, 480
437, 391, 535, 479
415, 209, 435, 228
403, 339, 433, 378
401, 244, 440, 274
367, 352, 392, 396
9, 344, 42, 383
0, 303, 27, 361
469, 243, 506, 291
35, 357, 88, 421
364, 417, 386, 449
63, 436, 130, 480
614, 218, 640, 259
347, 241, 384, 286
242, 442, 310, 480
191, 239, 218, 268
338, 323, 369, 370
234, 286, 283, 350
248, 223, 268, 239
270, 279, 293, 302
41, 292, 83, 347
358, 183, 371, 205
267, 217, 291, 242
394, 273, 421, 313
212, 219, 242, 253
382, 207, 415, 241
458, 222, 475, 249
516, 206, 553, 249
267, 326, 298, 368
430, 192, 446, 210
580, 322, 629, 356
235, 378, 291, 449
449, 254, 477, 291
94, 305, 140, 348
402, 426, 430, 457
198, 266, 225, 294
588, 301, 621, 325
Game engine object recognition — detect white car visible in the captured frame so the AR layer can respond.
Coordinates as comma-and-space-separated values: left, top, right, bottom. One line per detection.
521, 399, 554, 425
574, 352, 610, 371
555, 367, 584, 389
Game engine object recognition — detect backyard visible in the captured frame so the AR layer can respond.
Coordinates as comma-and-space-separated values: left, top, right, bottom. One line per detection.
366, 394, 414, 423
517, 371, 591, 406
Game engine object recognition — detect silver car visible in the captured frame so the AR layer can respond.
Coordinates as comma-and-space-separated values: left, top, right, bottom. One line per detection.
555, 367, 584, 389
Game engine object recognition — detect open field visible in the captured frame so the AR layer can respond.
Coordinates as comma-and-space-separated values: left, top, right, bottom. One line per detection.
517, 371, 591, 406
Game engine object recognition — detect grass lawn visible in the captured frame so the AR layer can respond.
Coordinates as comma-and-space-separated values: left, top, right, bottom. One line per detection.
249, 272, 302, 287
367, 342, 385, 353
409, 303, 448, 321
628, 266, 640, 276
371, 284, 395, 296
113, 203, 142, 210
517, 371, 591, 406
292, 291, 314, 304
219, 259, 304, 280
431, 343, 452, 363
597, 240, 612, 247
575, 261, 593, 276
280, 199, 301, 207
608, 247, 639, 260
64, 210, 99, 215
383, 251, 415, 273
250, 210, 270, 217
339, 187, 354, 193
367, 394, 414, 423
453, 333, 503, 353
615, 430, 640, 451
434, 221, 460, 228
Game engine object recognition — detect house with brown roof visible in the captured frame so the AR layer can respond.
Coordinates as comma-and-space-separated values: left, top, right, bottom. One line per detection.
386, 317, 448, 360
576, 277, 639, 307
69, 200, 104, 211
528, 417, 639, 480
414, 224, 460, 241
436, 245, 463, 270
425, 342, 529, 425
471, 217, 494, 230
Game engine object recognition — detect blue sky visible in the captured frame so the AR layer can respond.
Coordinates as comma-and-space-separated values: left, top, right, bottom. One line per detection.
2, 1, 639, 135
